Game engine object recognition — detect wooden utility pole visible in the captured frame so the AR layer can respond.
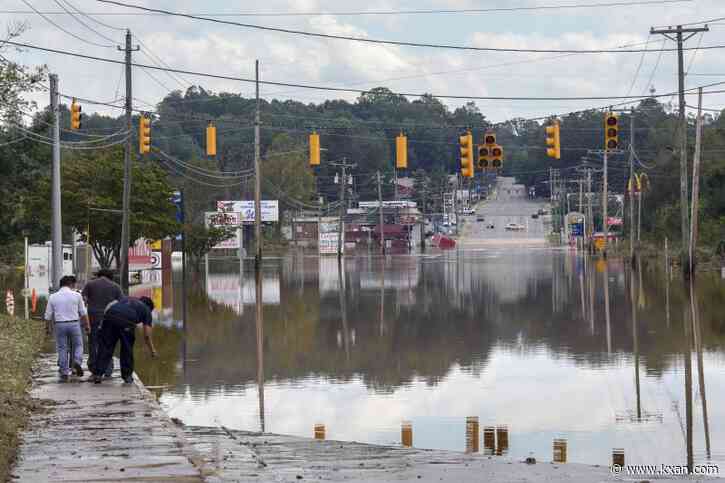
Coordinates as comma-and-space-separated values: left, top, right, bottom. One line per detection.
651, 24, 709, 270
254, 59, 262, 269
331, 159, 355, 259
602, 148, 609, 258
628, 109, 636, 265
377, 170, 385, 254
118, 30, 138, 293
689, 87, 704, 275
49, 74, 62, 291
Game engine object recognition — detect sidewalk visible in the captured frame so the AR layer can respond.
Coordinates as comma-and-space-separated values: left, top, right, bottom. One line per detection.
12, 354, 204, 482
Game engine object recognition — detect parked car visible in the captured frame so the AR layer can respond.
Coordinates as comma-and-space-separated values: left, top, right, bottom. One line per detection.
505, 223, 525, 231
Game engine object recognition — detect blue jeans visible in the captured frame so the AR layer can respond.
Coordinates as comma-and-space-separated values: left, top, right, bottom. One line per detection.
55, 321, 84, 376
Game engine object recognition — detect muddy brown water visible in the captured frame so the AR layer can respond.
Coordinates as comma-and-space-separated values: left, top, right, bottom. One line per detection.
7, 249, 725, 469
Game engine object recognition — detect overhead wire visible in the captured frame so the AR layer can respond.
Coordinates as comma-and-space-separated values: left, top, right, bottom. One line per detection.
51, 0, 119, 45
59, 0, 126, 31
11, 40, 725, 102
93, 0, 719, 54
626, 35, 651, 97
20, 0, 114, 48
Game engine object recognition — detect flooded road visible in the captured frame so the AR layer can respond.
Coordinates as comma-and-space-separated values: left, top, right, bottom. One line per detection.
124, 250, 724, 468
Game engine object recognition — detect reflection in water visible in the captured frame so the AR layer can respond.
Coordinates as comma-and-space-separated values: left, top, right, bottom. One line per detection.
132, 250, 725, 468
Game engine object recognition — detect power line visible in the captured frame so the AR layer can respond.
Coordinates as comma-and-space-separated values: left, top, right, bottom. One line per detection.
3, 1, 694, 17
94, 0, 719, 54
626, 35, 651, 97
59, 0, 126, 31
9, 40, 725, 102
51, 0, 119, 45
20, 0, 113, 48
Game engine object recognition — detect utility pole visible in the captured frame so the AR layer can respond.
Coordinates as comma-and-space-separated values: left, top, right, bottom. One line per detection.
49, 74, 62, 291
332, 159, 355, 259
254, 59, 262, 269
586, 168, 593, 250
628, 109, 636, 265
651, 24, 709, 269
602, 147, 609, 258
118, 29, 138, 293
377, 171, 385, 255
689, 87, 704, 275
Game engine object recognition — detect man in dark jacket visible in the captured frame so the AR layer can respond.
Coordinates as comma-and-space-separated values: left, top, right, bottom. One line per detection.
92, 296, 158, 384
81, 269, 122, 377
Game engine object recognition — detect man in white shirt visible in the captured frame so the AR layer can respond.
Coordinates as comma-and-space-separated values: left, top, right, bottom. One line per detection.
44, 275, 90, 382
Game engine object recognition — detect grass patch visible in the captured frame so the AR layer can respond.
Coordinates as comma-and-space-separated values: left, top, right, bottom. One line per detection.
0, 315, 46, 482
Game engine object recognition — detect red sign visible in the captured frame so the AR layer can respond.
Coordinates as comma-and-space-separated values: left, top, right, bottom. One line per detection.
607, 217, 623, 226
129, 239, 153, 266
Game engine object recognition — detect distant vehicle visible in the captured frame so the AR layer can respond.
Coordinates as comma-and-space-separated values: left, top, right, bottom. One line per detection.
486, 223, 495, 229
531, 213, 539, 219
462, 208, 475, 216
505, 223, 525, 231
476, 216, 485, 222
442, 221, 450, 227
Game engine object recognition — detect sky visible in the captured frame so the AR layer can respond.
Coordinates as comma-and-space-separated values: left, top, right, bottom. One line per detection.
4, 0, 725, 123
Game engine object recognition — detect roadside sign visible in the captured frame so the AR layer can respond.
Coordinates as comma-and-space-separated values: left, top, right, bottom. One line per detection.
217, 200, 279, 222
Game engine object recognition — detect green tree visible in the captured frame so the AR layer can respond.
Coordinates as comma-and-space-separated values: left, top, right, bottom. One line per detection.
28, 147, 180, 268
183, 224, 235, 272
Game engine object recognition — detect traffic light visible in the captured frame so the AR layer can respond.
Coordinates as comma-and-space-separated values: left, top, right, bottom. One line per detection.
395, 132, 408, 169
70, 99, 82, 130
545, 121, 561, 159
139, 115, 151, 154
206, 122, 217, 156
459, 131, 474, 178
605, 112, 619, 151
484, 132, 496, 145
309, 131, 320, 166
491, 144, 504, 169
477, 145, 490, 169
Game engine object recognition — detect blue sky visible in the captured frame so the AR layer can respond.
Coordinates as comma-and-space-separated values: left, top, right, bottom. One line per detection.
5, 0, 725, 122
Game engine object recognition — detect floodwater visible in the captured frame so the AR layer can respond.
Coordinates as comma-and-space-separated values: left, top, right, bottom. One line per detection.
13, 248, 722, 468
130, 250, 725, 468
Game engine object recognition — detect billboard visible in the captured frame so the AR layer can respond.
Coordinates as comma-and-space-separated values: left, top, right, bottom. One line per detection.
216, 200, 279, 222
319, 232, 341, 255
205, 212, 242, 250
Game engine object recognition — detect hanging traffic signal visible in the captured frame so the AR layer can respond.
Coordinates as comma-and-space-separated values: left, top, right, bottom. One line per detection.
491, 144, 504, 169
395, 132, 408, 169
309, 131, 320, 166
459, 131, 474, 178
477, 145, 490, 169
605, 112, 619, 151
139, 115, 151, 154
545, 121, 561, 159
206, 122, 217, 156
70, 99, 82, 130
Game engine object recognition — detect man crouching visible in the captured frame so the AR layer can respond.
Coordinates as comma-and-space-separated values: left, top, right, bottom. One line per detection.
92, 296, 158, 384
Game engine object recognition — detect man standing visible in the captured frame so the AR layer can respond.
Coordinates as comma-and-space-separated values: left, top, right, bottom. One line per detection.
44, 275, 90, 382
81, 269, 122, 377
92, 296, 157, 384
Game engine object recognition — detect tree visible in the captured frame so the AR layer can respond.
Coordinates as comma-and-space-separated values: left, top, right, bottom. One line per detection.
261, 133, 316, 229
183, 224, 235, 272
28, 147, 180, 268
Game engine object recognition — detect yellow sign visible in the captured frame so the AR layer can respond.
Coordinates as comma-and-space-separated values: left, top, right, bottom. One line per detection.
152, 287, 162, 313
594, 237, 606, 251
149, 239, 162, 250
595, 259, 607, 273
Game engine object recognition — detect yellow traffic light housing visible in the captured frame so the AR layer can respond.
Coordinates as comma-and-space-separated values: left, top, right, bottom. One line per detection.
605, 113, 619, 151
206, 122, 217, 156
309, 131, 320, 166
545, 121, 561, 159
139, 115, 151, 154
459, 131, 474, 178
70, 99, 82, 130
491, 144, 504, 169
477, 145, 490, 169
395, 132, 408, 169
